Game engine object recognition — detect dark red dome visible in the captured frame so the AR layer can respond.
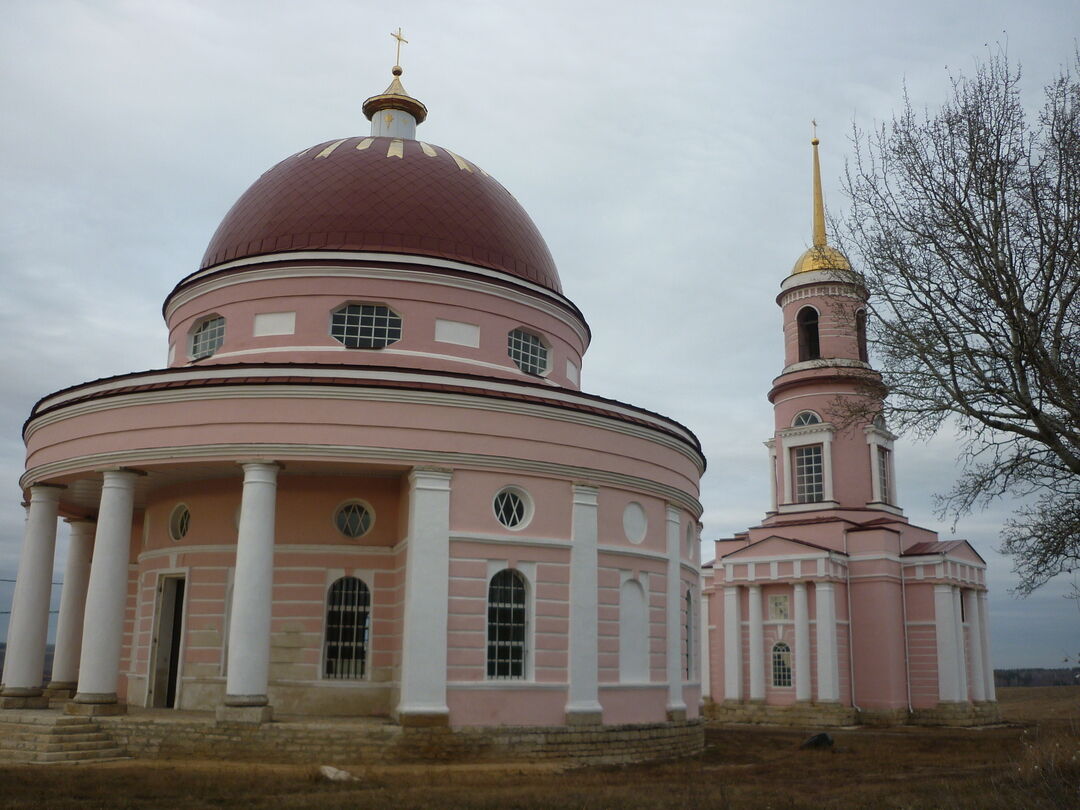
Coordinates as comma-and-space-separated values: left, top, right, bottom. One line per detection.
200, 137, 561, 293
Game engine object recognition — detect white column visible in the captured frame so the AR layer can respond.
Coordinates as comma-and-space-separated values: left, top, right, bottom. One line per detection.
934, 584, 960, 701
977, 592, 996, 701
765, 440, 777, 512
700, 585, 711, 700
722, 586, 742, 701
779, 438, 792, 504
815, 581, 839, 701
793, 582, 811, 702
222, 462, 279, 718
748, 584, 765, 700
48, 519, 96, 692
821, 434, 835, 502
1, 485, 63, 702
74, 470, 138, 710
565, 484, 602, 724
952, 586, 969, 701
398, 467, 452, 724
964, 590, 986, 702
664, 505, 687, 717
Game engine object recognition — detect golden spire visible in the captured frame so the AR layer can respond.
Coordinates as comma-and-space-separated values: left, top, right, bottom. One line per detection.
790, 126, 852, 274
811, 122, 827, 248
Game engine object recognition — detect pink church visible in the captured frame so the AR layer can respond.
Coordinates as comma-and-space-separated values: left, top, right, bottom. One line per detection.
703, 139, 1000, 726
0, 60, 705, 743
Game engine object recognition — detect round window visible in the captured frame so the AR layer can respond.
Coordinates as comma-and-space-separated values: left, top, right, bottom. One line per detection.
335, 501, 374, 538
493, 487, 531, 530
622, 502, 648, 544
169, 504, 190, 541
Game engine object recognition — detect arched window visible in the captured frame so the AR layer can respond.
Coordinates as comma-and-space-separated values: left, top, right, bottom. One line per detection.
324, 577, 371, 679
792, 410, 821, 427
797, 306, 820, 361
487, 569, 527, 679
772, 641, 792, 687
619, 579, 649, 682
684, 589, 693, 680
191, 315, 225, 359
856, 308, 868, 362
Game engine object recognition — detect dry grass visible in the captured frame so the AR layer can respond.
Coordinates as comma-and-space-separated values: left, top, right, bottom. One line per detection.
1, 686, 1077, 809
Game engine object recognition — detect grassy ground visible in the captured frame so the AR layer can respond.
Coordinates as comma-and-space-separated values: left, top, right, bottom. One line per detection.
1, 686, 1077, 809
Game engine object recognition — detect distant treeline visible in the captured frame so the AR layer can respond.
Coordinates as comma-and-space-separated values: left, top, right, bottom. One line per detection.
995, 667, 1080, 687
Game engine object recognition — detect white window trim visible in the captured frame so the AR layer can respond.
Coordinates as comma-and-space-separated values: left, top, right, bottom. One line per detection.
777, 423, 835, 505
864, 424, 901, 510
492, 485, 534, 532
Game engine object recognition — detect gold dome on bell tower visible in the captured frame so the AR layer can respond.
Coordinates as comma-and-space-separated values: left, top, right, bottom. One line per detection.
791, 130, 852, 274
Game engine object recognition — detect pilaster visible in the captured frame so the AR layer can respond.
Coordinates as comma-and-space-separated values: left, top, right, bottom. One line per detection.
565, 484, 602, 725
664, 505, 686, 719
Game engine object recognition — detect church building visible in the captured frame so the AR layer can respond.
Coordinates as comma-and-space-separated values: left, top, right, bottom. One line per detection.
703, 137, 999, 726
0, 53, 705, 743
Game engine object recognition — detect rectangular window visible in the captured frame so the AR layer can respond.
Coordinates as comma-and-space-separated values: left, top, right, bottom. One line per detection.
769, 594, 790, 621
878, 446, 891, 504
793, 445, 824, 503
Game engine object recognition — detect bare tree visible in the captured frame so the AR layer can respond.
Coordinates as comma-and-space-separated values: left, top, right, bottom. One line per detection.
840, 51, 1080, 594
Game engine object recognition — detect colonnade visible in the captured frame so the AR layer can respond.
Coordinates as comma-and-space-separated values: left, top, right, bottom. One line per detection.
721, 581, 840, 704
2, 466, 698, 725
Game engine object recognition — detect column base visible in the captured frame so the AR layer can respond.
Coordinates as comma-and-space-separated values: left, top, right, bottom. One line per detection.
564, 708, 604, 726
67, 697, 126, 716
44, 681, 78, 700
0, 695, 50, 709
223, 693, 269, 707
666, 707, 688, 722
397, 710, 450, 728
216, 705, 273, 725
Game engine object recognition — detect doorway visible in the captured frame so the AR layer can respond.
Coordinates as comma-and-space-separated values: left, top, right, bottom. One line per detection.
149, 575, 186, 709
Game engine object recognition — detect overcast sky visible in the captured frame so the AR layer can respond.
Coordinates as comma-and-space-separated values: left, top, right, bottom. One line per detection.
1, 0, 1077, 669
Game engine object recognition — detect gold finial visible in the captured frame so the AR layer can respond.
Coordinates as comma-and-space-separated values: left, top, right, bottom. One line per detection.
391, 27, 408, 70
811, 125, 826, 247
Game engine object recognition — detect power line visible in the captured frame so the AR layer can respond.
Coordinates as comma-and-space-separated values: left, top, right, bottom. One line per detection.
0, 610, 59, 615
0, 579, 63, 585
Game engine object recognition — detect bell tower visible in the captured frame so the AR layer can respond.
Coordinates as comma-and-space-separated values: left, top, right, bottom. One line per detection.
763, 136, 900, 521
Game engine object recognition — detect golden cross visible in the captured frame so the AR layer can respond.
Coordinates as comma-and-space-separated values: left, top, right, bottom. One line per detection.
811, 119, 818, 140
391, 27, 408, 66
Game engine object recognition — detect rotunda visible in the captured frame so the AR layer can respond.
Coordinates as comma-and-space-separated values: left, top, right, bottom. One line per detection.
1, 57, 705, 748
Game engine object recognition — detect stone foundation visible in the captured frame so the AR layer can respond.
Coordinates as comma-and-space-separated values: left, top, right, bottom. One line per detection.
96, 712, 704, 765
704, 698, 1003, 727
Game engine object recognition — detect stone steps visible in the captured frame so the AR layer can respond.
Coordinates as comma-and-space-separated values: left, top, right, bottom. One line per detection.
0, 712, 128, 764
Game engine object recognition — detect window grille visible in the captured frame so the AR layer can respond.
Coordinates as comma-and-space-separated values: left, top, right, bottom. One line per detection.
493, 488, 527, 529
335, 502, 373, 538
330, 304, 402, 349
191, 316, 225, 359
878, 446, 891, 504
772, 642, 792, 687
169, 504, 190, 541
487, 569, 526, 679
792, 411, 821, 426
793, 445, 824, 503
324, 577, 370, 679
507, 328, 548, 375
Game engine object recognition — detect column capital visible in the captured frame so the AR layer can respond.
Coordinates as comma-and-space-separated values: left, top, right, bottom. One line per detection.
571, 483, 599, 504
665, 503, 681, 523
63, 517, 95, 527
408, 466, 453, 487
28, 482, 66, 494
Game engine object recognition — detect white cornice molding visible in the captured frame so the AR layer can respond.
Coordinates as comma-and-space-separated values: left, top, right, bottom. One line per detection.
22, 442, 703, 517
27, 370, 702, 471
166, 256, 590, 349
779, 358, 872, 376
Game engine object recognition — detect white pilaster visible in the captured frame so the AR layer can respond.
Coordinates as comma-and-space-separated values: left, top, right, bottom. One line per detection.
664, 505, 687, 716
952, 586, 969, 701
722, 586, 742, 701
75, 470, 138, 707
934, 584, 960, 701
1, 485, 63, 700
977, 592, 996, 701
964, 590, 986, 701
48, 520, 96, 690
821, 434, 836, 502
700, 584, 711, 701
793, 582, 811, 702
398, 467, 452, 723
565, 484, 602, 723
765, 440, 777, 512
223, 462, 280, 712
814, 581, 839, 701
748, 583, 764, 700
